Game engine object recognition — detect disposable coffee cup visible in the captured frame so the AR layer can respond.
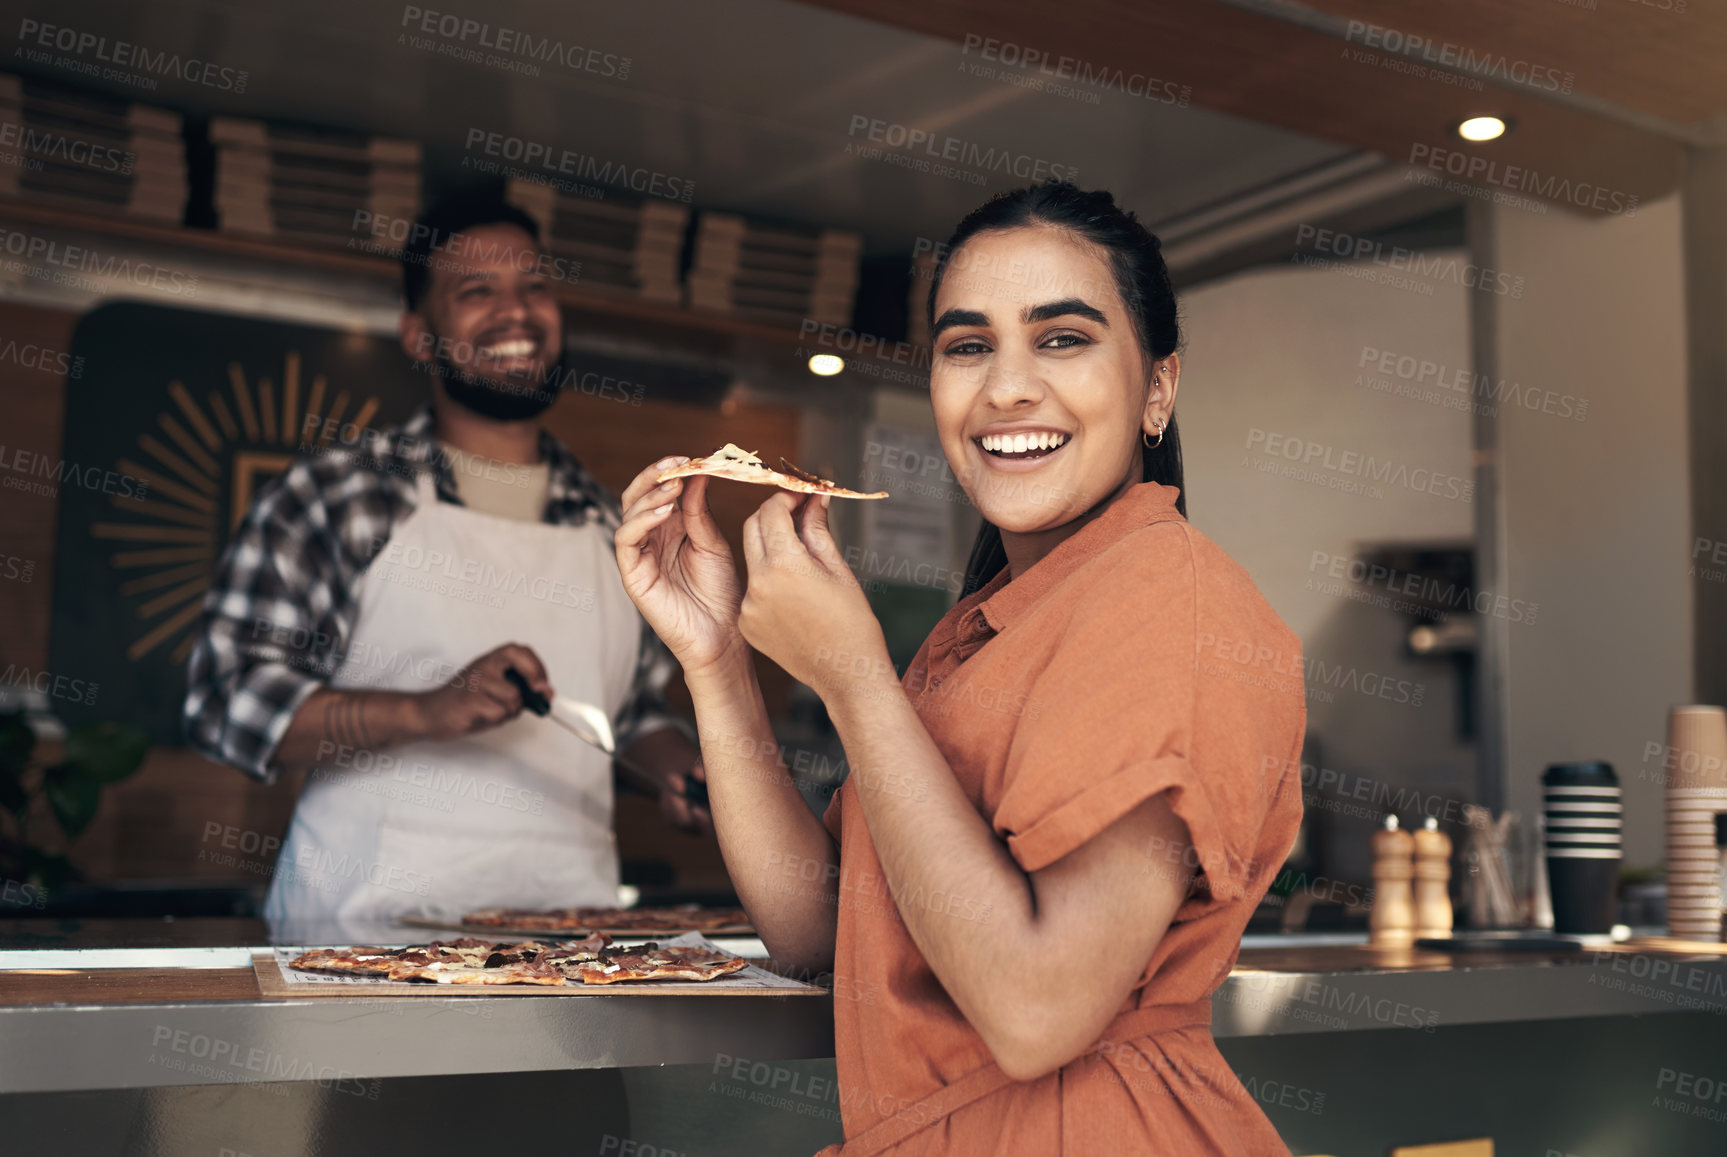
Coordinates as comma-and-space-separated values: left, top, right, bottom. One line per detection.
1544, 763, 1622, 935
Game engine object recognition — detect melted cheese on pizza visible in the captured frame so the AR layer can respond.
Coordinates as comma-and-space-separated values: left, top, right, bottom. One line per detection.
711, 444, 764, 467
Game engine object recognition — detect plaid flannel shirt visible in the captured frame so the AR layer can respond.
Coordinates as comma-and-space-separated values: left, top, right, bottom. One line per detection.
183, 406, 681, 783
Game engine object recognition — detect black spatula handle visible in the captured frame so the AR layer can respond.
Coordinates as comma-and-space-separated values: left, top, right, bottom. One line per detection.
503, 666, 550, 716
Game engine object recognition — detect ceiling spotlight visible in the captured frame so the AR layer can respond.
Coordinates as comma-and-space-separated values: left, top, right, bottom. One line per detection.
808, 354, 844, 376
1457, 116, 1507, 142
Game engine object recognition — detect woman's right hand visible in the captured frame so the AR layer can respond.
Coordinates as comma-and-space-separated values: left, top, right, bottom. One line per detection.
615, 458, 744, 678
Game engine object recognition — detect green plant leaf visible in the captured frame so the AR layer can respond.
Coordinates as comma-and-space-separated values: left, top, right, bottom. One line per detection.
43, 764, 102, 841
64, 722, 150, 783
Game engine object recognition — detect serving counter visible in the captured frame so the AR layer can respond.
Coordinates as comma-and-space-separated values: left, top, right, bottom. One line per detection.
2, 920, 1725, 1155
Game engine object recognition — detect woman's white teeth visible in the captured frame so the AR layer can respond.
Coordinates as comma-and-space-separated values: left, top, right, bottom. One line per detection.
980, 432, 1068, 454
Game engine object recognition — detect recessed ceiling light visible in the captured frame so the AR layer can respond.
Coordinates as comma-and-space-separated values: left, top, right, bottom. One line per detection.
808, 354, 844, 376
1457, 116, 1507, 142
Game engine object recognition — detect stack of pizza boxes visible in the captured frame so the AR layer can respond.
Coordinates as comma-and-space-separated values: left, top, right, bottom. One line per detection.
0, 72, 186, 223
506, 177, 688, 304
212, 116, 421, 248
686, 211, 862, 329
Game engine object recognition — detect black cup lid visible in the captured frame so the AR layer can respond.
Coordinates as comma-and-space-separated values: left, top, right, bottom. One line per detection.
1543, 761, 1617, 786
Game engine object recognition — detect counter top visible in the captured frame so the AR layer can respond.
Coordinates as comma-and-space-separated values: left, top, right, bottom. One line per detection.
1, 926, 1723, 1095
1214, 937, 1727, 1037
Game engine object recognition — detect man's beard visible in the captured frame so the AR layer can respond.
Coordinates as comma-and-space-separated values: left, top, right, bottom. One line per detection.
433, 348, 564, 422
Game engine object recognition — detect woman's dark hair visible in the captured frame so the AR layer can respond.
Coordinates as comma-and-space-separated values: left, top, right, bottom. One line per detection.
926, 182, 1185, 595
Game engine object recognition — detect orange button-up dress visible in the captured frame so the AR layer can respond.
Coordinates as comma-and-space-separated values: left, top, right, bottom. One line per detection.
816, 481, 1307, 1156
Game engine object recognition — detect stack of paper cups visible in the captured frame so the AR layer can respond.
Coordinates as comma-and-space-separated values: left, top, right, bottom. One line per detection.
1665, 705, 1727, 940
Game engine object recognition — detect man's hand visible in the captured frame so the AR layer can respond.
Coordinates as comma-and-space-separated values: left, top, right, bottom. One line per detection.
411, 642, 552, 742
659, 759, 712, 836
620, 727, 711, 835
270, 643, 552, 776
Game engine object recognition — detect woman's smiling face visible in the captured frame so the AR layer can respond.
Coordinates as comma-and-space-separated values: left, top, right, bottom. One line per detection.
930, 225, 1167, 539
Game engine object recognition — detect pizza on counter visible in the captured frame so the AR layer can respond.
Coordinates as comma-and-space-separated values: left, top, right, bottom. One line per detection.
287, 935, 748, 986
656, 444, 888, 499
460, 904, 753, 935
570, 943, 752, 985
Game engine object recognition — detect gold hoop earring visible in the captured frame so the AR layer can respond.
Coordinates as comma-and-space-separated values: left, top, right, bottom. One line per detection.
1143, 418, 1166, 450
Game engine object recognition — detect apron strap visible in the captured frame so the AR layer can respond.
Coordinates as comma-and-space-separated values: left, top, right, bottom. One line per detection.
827, 998, 1211, 1157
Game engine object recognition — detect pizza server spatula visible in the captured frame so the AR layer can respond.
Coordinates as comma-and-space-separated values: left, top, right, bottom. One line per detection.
504, 666, 708, 809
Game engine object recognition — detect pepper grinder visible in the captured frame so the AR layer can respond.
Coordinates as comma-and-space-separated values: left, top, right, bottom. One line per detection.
1413, 816, 1453, 939
1370, 814, 1417, 948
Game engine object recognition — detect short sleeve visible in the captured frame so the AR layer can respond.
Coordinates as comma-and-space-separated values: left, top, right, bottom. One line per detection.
992, 525, 1285, 904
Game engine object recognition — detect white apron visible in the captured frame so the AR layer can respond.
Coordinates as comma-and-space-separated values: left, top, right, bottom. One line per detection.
265, 470, 642, 933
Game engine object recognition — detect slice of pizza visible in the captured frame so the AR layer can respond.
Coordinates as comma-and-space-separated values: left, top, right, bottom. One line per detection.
460, 908, 527, 929
463, 908, 592, 932
684, 906, 752, 932
290, 935, 612, 985
578, 905, 742, 933
567, 942, 751, 985
389, 933, 617, 984
529, 936, 611, 966
575, 907, 672, 933
288, 946, 406, 976
460, 905, 756, 935
388, 957, 568, 985
656, 444, 888, 499
288, 941, 473, 980
638, 945, 753, 982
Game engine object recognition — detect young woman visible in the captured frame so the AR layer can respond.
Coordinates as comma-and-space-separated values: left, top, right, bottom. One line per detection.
614, 183, 1306, 1156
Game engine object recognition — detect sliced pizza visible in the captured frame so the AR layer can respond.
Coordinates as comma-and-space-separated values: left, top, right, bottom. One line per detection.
286, 946, 403, 977
384, 936, 610, 984
459, 904, 753, 936
287, 933, 750, 987
569, 942, 752, 985
461, 908, 593, 932
289, 935, 611, 985
656, 444, 888, 500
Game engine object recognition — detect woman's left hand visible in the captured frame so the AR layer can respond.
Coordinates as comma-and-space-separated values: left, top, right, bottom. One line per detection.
738, 490, 893, 704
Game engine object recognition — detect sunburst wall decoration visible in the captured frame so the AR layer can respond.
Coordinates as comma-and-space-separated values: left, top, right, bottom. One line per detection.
51, 303, 426, 743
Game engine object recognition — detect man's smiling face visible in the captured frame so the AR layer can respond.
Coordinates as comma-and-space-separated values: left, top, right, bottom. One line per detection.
404, 222, 565, 418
